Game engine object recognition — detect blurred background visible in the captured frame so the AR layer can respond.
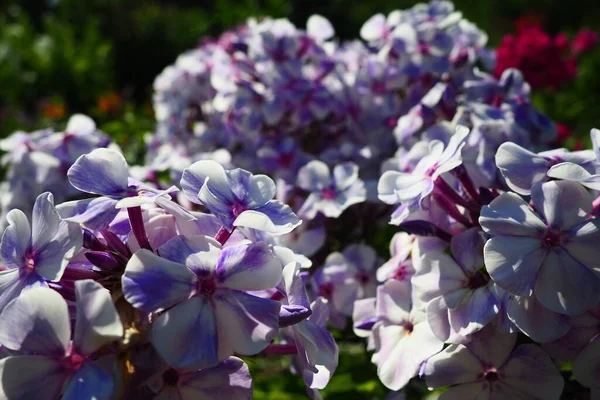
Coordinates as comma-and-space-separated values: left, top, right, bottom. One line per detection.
1, 1, 599, 398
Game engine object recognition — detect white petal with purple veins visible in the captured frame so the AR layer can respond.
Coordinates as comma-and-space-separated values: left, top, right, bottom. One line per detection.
122, 249, 195, 313
215, 242, 282, 291
158, 235, 221, 275
0, 209, 31, 269
297, 161, 332, 192
68, 148, 129, 196
531, 180, 591, 230
235, 201, 301, 235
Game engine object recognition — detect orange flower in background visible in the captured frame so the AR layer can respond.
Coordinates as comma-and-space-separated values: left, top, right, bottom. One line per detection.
42, 101, 66, 120
97, 92, 124, 115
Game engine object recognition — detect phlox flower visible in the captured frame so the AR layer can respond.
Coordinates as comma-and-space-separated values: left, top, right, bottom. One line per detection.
0, 280, 123, 400
424, 326, 564, 399
181, 160, 300, 234
0, 192, 82, 311
480, 180, 600, 316
122, 235, 282, 370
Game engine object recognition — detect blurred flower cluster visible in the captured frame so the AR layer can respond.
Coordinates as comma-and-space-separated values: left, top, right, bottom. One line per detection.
495, 15, 598, 90
0, 1, 599, 399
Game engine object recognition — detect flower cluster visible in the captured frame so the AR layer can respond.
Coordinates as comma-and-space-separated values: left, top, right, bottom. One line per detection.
0, 1, 598, 399
495, 15, 598, 90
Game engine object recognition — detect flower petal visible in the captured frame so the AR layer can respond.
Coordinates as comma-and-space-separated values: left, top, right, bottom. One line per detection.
0, 287, 69, 355
534, 248, 600, 315
0, 209, 31, 269
122, 249, 195, 313
479, 192, 546, 237
495, 142, 551, 195
531, 180, 592, 230
31, 192, 61, 251
56, 197, 120, 231
178, 357, 252, 400
0, 355, 67, 400
34, 220, 82, 282
484, 236, 545, 297
507, 294, 570, 343
158, 235, 221, 276
215, 242, 282, 291
152, 296, 220, 370
235, 201, 301, 235
214, 290, 280, 355
73, 280, 123, 356
181, 160, 232, 205
297, 161, 332, 192
424, 344, 483, 388
501, 344, 564, 399
572, 336, 600, 389
62, 360, 114, 400
333, 163, 359, 192
68, 148, 129, 196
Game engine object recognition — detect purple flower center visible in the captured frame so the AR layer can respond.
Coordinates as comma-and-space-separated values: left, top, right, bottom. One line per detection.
468, 270, 489, 289
321, 187, 337, 200
484, 369, 500, 382
356, 271, 370, 285
542, 228, 562, 248
163, 368, 180, 386
62, 352, 86, 372
278, 153, 294, 168
418, 43, 430, 55
394, 264, 409, 281
372, 82, 386, 94
402, 321, 414, 334
318, 282, 334, 300
198, 277, 217, 297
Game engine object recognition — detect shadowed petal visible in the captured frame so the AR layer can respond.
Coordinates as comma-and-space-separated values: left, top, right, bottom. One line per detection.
214, 290, 280, 355
237, 202, 301, 235
484, 237, 545, 297
501, 344, 564, 399
62, 360, 114, 400
0, 287, 69, 355
424, 344, 483, 388
152, 296, 220, 370
73, 280, 123, 356
534, 248, 600, 315
531, 181, 592, 230
158, 235, 221, 276
0, 355, 67, 400
31, 192, 61, 251
34, 221, 82, 282
506, 294, 570, 343
572, 336, 600, 389
178, 357, 252, 400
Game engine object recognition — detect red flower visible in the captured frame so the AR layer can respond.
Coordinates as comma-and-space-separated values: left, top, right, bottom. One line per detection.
495, 24, 576, 90
572, 29, 599, 57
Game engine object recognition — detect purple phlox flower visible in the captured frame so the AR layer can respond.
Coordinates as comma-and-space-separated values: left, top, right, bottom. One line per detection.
256, 137, 311, 181
39, 114, 111, 166
58, 148, 186, 230
463, 68, 530, 107
0, 128, 55, 166
377, 232, 415, 282
122, 235, 282, 370
281, 261, 338, 390
572, 334, 600, 396
378, 125, 469, 217
296, 161, 366, 219
480, 180, 600, 316
496, 140, 598, 195
275, 249, 313, 327
412, 228, 499, 343
144, 357, 253, 400
543, 303, 600, 361
0, 192, 82, 312
424, 325, 564, 399
181, 160, 300, 234
0, 280, 123, 400
306, 15, 335, 42
360, 13, 397, 44
381, 140, 431, 174
370, 280, 444, 391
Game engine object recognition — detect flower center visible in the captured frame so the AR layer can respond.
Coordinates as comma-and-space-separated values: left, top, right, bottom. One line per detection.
393, 265, 409, 281
232, 203, 248, 217
318, 282, 334, 300
321, 187, 337, 200
542, 228, 562, 248
484, 369, 500, 382
468, 270, 489, 289
402, 321, 414, 335
198, 278, 217, 297
424, 163, 439, 177
162, 368, 180, 386
356, 271, 370, 285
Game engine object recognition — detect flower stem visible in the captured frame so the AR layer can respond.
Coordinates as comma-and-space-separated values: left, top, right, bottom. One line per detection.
214, 226, 235, 245
261, 343, 298, 356
127, 206, 152, 252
